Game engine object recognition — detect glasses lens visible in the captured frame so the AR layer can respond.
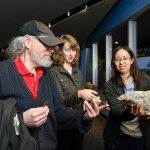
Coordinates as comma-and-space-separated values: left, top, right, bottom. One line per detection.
114, 57, 131, 63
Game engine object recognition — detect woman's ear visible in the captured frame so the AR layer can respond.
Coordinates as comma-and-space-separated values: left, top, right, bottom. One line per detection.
131, 57, 134, 64
59, 51, 62, 55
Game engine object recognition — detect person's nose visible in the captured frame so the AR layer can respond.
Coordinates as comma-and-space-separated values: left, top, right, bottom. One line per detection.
50, 49, 54, 53
119, 58, 124, 64
70, 50, 74, 55
47, 47, 54, 53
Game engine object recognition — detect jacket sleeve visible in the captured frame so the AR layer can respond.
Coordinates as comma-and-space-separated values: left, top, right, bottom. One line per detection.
105, 81, 136, 122
141, 75, 150, 91
140, 75, 150, 123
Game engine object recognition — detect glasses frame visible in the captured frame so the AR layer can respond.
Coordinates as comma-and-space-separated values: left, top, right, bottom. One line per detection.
113, 57, 132, 63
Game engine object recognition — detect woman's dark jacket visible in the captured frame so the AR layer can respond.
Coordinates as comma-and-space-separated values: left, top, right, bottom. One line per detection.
103, 75, 150, 150
49, 65, 83, 107
0, 60, 91, 150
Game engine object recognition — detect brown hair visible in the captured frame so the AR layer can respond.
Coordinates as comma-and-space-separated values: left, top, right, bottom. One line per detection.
52, 34, 80, 67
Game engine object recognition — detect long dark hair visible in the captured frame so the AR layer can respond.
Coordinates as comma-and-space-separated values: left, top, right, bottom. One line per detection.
110, 45, 142, 89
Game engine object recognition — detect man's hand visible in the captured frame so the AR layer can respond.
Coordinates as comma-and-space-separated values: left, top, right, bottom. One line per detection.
23, 106, 49, 128
83, 99, 108, 121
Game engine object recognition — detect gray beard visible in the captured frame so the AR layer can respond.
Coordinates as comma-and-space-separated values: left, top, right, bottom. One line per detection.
30, 51, 53, 67
37, 59, 53, 67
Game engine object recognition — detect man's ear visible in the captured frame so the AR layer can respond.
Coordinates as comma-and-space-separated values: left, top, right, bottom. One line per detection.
24, 35, 30, 49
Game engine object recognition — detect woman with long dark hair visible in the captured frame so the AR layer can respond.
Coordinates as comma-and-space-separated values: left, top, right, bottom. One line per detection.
103, 46, 150, 150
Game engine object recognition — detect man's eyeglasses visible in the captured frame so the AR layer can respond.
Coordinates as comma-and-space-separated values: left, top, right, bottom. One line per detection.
113, 57, 131, 63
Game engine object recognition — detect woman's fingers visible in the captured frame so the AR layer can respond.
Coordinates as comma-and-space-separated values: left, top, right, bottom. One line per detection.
130, 103, 143, 116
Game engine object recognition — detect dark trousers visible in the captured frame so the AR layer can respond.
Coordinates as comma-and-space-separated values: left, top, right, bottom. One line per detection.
57, 129, 84, 150
105, 131, 146, 150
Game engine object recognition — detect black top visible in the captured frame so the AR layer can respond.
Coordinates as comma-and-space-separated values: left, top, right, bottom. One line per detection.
103, 75, 150, 149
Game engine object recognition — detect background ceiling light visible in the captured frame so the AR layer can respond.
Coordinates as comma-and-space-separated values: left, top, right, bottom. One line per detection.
67, 11, 70, 16
48, 23, 51, 27
49, 0, 103, 26
84, 4, 88, 10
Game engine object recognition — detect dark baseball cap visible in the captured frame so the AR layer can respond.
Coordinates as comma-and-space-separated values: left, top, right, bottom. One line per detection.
18, 20, 63, 46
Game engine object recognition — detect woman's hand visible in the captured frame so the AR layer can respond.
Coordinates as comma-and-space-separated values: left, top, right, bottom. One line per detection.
130, 103, 150, 120
78, 89, 99, 101
130, 103, 143, 116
